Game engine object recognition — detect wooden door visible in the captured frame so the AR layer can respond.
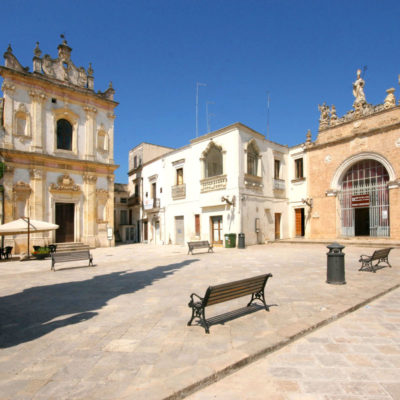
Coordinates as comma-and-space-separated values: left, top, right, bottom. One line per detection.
295, 208, 304, 237
274, 213, 281, 240
211, 216, 223, 244
55, 203, 74, 242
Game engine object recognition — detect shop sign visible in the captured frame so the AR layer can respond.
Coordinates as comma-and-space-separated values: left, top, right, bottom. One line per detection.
351, 194, 370, 208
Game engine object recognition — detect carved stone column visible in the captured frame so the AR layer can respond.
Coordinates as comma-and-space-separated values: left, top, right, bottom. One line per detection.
1, 82, 16, 149
83, 173, 97, 247
84, 106, 97, 161
29, 90, 47, 151
29, 168, 46, 221
3, 166, 14, 223
107, 113, 116, 163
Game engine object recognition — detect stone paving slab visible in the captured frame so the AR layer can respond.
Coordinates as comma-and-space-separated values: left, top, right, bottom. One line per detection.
0, 243, 399, 400
187, 285, 400, 400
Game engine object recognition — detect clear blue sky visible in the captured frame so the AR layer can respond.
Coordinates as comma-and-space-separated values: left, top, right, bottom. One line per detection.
1, 1, 400, 183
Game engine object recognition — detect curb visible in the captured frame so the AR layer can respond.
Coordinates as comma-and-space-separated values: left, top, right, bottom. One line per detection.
163, 282, 400, 400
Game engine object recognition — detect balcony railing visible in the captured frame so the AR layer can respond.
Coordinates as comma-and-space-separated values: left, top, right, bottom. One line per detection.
244, 174, 263, 190
200, 175, 227, 193
172, 184, 186, 200
128, 195, 141, 206
273, 178, 286, 190
143, 198, 160, 211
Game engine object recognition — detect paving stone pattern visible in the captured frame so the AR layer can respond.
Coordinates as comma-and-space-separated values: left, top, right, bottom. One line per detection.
0, 243, 399, 400
188, 286, 400, 400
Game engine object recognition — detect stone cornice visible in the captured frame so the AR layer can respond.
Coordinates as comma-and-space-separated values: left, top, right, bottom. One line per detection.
0, 148, 119, 174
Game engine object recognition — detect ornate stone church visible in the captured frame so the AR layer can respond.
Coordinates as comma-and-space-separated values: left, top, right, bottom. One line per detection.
0, 37, 118, 252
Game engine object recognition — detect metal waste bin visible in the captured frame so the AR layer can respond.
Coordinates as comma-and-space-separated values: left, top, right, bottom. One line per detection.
224, 233, 236, 248
326, 242, 346, 284
238, 233, 245, 249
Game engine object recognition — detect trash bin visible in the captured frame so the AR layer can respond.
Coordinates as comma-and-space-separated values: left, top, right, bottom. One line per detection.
326, 242, 346, 284
238, 233, 245, 249
224, 233, 236, 248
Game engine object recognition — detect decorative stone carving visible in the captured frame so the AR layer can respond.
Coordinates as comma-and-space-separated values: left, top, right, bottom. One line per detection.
30, 168, 43, 180
318, 102, 330, 130
107, 112, 116, 120
3, 44, 29, 72
13, 181, 31, 197
330, 105, 338, 125
306, 129, 312, 145
50, 174, 80, 192
107, 175, 115, 184
28, 90, 47, 103
1, 82, 16, 94
84, 106, 97, 115
83, 174, 97, 184
353, 69, 366, 107
96, 188, 109, 200
384, 88, 396, 109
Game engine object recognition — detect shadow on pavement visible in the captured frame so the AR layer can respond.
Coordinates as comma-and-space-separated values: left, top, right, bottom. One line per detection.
0, 259, 197, 348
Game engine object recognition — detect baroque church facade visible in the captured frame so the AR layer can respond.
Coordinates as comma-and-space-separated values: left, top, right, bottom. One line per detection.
0, 38, 118, 253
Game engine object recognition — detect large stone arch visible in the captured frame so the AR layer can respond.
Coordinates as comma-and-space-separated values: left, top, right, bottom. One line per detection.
330, 152, 396, 191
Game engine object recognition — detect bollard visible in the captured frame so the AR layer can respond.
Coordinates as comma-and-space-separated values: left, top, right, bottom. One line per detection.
326, 242, 346, 284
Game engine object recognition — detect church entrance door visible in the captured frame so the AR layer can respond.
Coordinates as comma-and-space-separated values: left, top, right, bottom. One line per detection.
55, 203, 75, 242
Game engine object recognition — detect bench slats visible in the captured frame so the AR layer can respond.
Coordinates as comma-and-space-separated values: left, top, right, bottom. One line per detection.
187, 240, 213, 255
188, 273, 272, 333
51, 250, 93, 271
359, 247, 393, 272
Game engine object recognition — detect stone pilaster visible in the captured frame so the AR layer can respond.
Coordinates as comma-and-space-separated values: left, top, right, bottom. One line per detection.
1, 82, 15, 149
29, 90, 47, 151
29, 168, 46, 220
388, 185, 400, 239
107, 174, 115, 245
83, 173, 97, 247
2, 166, 14, 223
84, 106, 97, 161
107, 112, 116, 163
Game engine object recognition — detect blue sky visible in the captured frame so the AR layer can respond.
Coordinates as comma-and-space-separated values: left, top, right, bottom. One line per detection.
1, 0, 400, 183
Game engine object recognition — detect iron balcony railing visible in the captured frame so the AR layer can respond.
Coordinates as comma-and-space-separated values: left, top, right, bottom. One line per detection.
273, 178, 286, 190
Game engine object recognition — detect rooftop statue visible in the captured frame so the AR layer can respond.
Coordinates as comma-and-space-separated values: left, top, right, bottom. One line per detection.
352, 69, 366, 106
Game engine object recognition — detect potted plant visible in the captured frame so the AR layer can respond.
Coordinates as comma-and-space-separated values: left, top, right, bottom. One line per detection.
32, 247, 51, 260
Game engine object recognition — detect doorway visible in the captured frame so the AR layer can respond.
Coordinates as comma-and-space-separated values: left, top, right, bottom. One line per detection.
274, 213, 281, 240
211, 216, 223, 245
355, 208, 370, 236
175, 216, 184, 245
55, 203, 74, 242
295, 208, 305, 237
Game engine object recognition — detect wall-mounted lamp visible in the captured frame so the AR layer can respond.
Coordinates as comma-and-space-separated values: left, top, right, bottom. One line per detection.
301, 198, 313, 208
221, 195, 235, 206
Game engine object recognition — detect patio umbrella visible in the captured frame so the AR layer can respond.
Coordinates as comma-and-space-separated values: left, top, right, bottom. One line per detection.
0, 217, 59, 256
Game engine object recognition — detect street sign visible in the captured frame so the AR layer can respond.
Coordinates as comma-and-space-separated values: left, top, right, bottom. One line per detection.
351, 194, 370, 208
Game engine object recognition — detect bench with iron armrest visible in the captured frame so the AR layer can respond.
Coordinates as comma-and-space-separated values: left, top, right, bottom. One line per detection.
359, 247, 393, 272
51, 250, 93, 271
188, 273, 273, 333
187, 240, 213, 255
0, 246, 13, 259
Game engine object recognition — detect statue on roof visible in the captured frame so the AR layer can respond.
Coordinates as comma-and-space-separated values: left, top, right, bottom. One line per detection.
352, 69, 366, 106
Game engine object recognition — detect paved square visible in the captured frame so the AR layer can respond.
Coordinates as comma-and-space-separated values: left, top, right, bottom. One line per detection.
0, 243, 399, 399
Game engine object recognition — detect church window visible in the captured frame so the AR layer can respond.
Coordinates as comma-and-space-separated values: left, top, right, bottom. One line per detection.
56, 119, 72, 150
97, 127, 108, 152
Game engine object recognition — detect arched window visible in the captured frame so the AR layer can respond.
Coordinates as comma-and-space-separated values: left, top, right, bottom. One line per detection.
205, 145, 223, 178
56, 119, 72, 150
247, 141, 259, 176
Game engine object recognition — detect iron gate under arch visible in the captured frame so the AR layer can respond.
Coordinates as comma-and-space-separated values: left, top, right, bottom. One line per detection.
339, 159, 389, 237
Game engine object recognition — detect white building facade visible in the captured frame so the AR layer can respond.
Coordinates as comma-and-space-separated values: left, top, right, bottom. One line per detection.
128, 123, 308, 247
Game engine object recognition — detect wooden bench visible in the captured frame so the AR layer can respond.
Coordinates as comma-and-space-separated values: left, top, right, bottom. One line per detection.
359, 247, 393, 272
187, 240, 213, 255
51, 250, 94, 271
188, 273, 273, 333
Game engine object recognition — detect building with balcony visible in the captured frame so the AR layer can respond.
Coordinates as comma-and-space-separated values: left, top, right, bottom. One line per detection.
127, 123, 308, 246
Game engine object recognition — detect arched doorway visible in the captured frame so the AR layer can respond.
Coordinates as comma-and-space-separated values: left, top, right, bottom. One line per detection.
339, 159, 389, 237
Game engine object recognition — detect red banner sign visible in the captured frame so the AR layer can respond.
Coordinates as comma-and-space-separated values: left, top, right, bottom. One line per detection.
352, 194, 370, 208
